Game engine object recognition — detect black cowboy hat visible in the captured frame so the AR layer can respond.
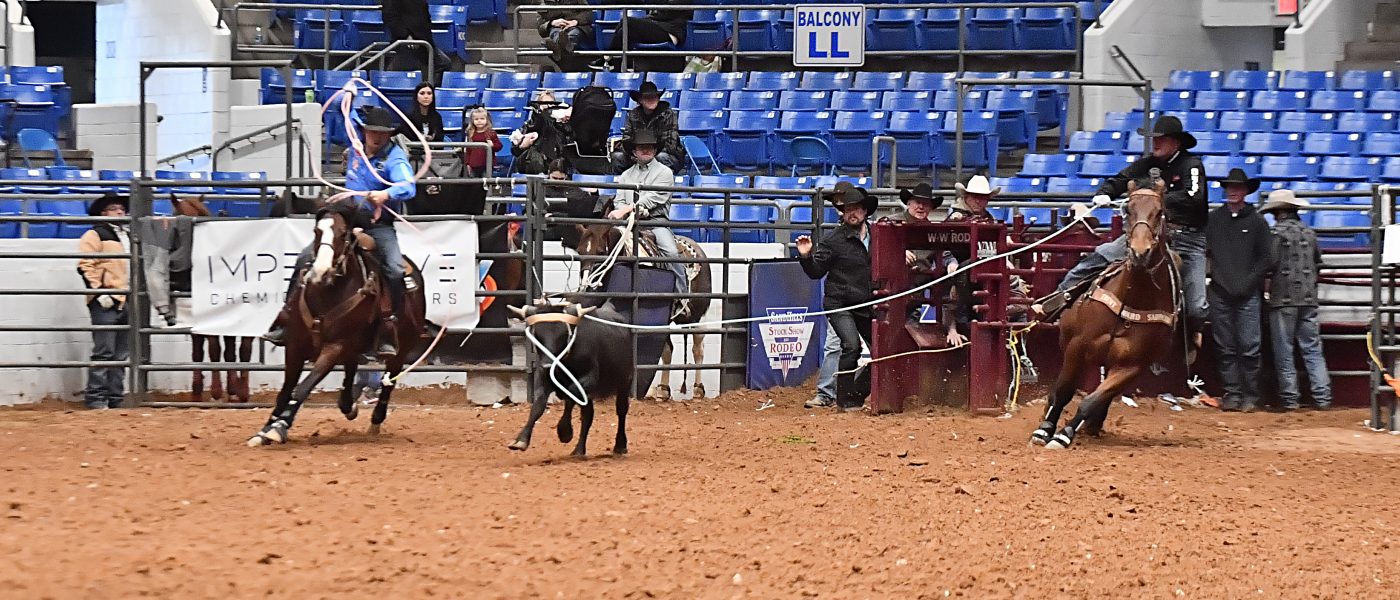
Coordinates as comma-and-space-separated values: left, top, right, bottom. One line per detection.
1138, 115, 1197, 150
87, 193, 128, 216
1218, 168, 1261, 194
356, 105, 399, 133
822, 181, 877, 215
622, 128, 660, 154
898, 182, 942, 208
628, 80, 664, 102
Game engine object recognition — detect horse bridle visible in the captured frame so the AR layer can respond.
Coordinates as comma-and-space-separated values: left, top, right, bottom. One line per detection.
1126, 189, 1167, 251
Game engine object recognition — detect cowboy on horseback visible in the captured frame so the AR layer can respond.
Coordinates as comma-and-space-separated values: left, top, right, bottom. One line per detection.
1033, 115, 1209, 345
262, 105, 417, 358
608, 128, 688, 296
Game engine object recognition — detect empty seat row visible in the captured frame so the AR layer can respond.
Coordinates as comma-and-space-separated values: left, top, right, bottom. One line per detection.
1147, 89, 1400, 113
1022, 153, 1399, 183
1166, 69, 1399, 92
0, 168, 269, 194
1104, 109, 1400, 134
1066, 130, 1400, 157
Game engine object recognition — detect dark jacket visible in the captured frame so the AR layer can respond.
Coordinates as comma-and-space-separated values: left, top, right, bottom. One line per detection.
397, 107, 443, 142
381, 0, 432, 42
537, 0, 595, 37
1205, 203, 1275, 302
1267, 214, 1322, 308
1096, 151, 1209, 228
799, 223, 873, 311
621, 101, 686, 162
646, 4, 693, 43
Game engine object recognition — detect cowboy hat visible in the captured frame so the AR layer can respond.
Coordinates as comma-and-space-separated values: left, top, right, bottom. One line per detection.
355, 105, 399, 133
954, 174, 1001, 197
822, 181, 877, 215
1138, 115, 1197, 150
87, 193, 128, 216
898, 182, 943, 208
1218, 168, 1261, 195
1259, 188, 1311, 214
622, 128, 660, 154
628, 80, 665, 102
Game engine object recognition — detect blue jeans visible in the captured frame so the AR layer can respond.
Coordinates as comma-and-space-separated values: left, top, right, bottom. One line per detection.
86, 303, 129, 408
815, 321, 840, 401
1209, 290, 1263, 405
1270, 305, 1332, 409
1057, 227, 1209, 330
829, 308, 872, 408
287, 225, 404, 294
645, 225, 688, 296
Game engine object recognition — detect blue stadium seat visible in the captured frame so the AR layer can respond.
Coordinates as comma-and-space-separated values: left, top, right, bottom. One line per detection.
830, 90, 882, 112
678, 90, 727, 111
1203, 155, 1261, 180
1337, 70, 1396, 91
1311, 210, 1371, 248
1075, 154, 1130, 178
747, 71, 800, 92
9, 65, 64, 86
1221, 70, 1277, 91
871, 9, 922, 51
1216, 110, 1276, 133
342, 10, 389, 48
985, 89, 1038, 149
1045, 177, 1101, 196
1275, 111, 1335, 133
1019, 153, 1080, 178
773, 111, 834, 171
1279, 70, 1332, 91
1336, 111, 1398, 133
778, 90, 831, 112
1316, 156, 1382, 181
1242, 132, 1302, 156
933, 90, 986, 112
667, 203, 706, 241
1370, 90, 1400, 112
155, 170, 213, 194
721, 110, 779, 170
490, 110, 526, 134
1149, 91, 1195, 113
800, 71, 853, 91
480, 89, 528, 111
260, 68, 314, 105
689, 175, 751, 199
293, 9, 345, 50
737, 10, 779, 52
935, 111, 999, 171
728, 90, 779, 111
830, 111, 886, 173
1250, 90, 1308, 112
539, 72, 591, 91
1020, 7, 1073, 50
1067, 130, 1126, 154
1193, 90, 1250, 112
1309, 90, 1366, 112
881, 91, 933, 112
679, 110, 726, 150
707, 204, 774, 243
211, 171, 268, 195
98, 170, 136, 193
1300, 132, 1363, 156
684, 10, 730, 52
440, 110, 463, 141
1165, 70, 1220, 91
906, 71, 956, 92
995, 177, 1046, 193
435, 88, 476, 111
1102, 111, 1135, 132
693, 72, 746, 91
647, 72, 694, 91
969, 8, 1018, 50
1190, 131, 1242, 155
1180, 110, 1219, 132
852, 72, 905, 92
919, 9, 961, 51
1361, 132, 1400, 157
1259, 155, 1320, 181
440, 71, 489, 91
487, 72, 538, 93
593, 71, 644, 91
1383, 157, 1400, 183
884, 110, 939, 172
48, 168, 106, 194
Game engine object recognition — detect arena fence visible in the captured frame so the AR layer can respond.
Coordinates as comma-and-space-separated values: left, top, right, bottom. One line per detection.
1368, 184, 1398, 432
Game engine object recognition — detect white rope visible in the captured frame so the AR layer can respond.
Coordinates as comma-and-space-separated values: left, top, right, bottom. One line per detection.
523, 322, 589, 406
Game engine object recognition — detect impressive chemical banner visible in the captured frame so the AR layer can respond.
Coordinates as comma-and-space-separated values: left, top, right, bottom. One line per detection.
746, 261, 825, 390
191, 219, 478, 336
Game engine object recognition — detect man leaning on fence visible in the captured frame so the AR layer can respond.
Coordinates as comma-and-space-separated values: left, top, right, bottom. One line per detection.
77, 193, 131, 410
1261, 189, 1332, 411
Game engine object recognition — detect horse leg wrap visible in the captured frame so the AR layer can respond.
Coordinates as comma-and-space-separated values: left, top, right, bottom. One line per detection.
1030, 421, 1055, 445
1045, 427, 1076, 450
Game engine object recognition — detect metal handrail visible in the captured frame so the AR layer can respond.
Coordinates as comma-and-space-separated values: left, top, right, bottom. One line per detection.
334, 38, 434, 75
157, 145, 215, 167
211, 118, 304, 172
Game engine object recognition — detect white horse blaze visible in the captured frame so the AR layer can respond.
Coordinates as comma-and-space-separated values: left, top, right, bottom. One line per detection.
311, 218, 336, 281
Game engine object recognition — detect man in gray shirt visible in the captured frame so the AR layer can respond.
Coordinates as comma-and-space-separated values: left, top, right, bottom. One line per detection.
1260, 189, 1331, 411
608, 129, 687, 295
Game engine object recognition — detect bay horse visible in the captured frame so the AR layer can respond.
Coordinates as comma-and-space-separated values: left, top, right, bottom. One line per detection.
246, 204, 428, 446
574, 220, 712, 400
173, 197, 254, 403
1031, 179, 1179, 450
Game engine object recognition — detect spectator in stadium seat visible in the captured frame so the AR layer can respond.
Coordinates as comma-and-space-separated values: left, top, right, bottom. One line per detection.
796, 182, 875, 413
538, 0, 595, 67
611, 129, 688, 296
381, 0, 443, 75
463, 106, 501, 178
1260, 189, 1332, 411
611, 81, 685, 173
1035, 116, 1209, 353
77, 193, 131, 410
1205, 169, 1275, 413
397, 82, 443, 143
591, 2, 693, 71
511, 90, 573, 174
545, 158, 602, 248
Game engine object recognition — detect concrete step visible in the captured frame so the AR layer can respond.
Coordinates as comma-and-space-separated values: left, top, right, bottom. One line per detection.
1337, 58, 1400, 71
1344, 40, 1400, 63
1371, 22, 1400, 43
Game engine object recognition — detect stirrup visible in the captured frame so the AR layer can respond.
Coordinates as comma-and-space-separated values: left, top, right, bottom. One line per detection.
1032, 292, 1071, 323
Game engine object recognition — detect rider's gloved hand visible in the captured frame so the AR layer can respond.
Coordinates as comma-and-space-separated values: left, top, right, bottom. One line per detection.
1091, 194, 1113, 208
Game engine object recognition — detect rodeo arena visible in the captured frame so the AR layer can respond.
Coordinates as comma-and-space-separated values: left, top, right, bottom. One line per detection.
8, 0, 1400, 596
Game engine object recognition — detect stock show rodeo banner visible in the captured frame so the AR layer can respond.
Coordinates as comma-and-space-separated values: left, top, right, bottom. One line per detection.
746, 261, 824, 391
191, 219, 479, 337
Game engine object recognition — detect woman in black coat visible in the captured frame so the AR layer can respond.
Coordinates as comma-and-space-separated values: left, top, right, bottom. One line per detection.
396, 81, 444, 142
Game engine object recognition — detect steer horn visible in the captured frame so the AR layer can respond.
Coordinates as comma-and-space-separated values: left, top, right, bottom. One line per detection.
508, 306, 528, 319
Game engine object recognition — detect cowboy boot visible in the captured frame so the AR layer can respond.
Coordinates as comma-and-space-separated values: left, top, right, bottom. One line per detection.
375, 278, 407, 359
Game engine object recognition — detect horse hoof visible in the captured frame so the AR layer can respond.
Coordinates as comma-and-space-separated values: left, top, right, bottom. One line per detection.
694, 383, 706, 398
367, 423, 381, 436
612, 446, 628, 456
343, 403, 359, 421
508, 440, 529, 451
246, 435, 269, 447
1029, 430, 1050, 446
557, 427, 574, 444
1044, 434, 1073, 450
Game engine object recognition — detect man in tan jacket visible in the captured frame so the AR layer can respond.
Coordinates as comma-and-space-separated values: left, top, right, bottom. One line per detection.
76, 194, 130, 409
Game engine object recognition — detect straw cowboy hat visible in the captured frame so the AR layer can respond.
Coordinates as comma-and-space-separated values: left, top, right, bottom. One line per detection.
1259, 188, 1311, 214
1218, 168, 1261, 194
955, 174, 1001, 197
1139, 115, 1198, 150
87, 193, 128, 216
898, 182, 943, 208
822, 180, 878, 215
628, 80, 664, 102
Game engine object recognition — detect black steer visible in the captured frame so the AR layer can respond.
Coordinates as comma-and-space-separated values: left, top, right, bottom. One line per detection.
508, 303, 635, 457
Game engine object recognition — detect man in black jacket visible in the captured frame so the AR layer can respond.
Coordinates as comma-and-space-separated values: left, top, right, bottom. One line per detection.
610, 80, 686, 173
381, 0, 443, 74
1205, 169, 1275, 412
1036, 116, 1210, 342
538, 0, 595, 67
592, 1, 693, 71
796, 182, 875, 413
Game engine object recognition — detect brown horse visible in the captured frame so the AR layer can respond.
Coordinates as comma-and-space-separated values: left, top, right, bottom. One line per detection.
1031, 180, 1178, 450
574, 222, 712, 400
246, 205, 428, 445
170, 196, 254, 402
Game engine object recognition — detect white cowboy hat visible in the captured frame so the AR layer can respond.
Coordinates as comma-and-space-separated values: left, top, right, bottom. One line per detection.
955, 175, 1001, 197
1259, 188, 1311, 214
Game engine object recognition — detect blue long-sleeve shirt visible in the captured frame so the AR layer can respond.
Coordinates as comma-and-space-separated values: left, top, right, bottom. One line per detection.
346, 142, 416, 225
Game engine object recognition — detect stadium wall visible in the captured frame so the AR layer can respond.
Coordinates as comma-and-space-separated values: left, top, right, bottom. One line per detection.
1279, 0, 1383, 71
73, 103, 159, 172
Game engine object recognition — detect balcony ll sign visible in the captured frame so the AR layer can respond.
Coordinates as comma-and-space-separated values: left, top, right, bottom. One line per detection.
793, 5, 865, 67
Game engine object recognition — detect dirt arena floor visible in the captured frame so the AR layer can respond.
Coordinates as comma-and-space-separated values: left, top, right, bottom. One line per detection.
3, 386, 1399, 599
